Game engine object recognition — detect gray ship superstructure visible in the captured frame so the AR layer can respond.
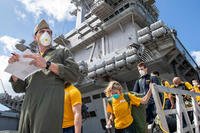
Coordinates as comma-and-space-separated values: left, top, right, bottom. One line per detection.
0, 0, 200, 132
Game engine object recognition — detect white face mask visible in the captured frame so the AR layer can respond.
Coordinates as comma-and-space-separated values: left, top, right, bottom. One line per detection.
139, 70, 146, 76
39, 32, 52, 46
151, 73, 155, 77
193, 82, 198, 86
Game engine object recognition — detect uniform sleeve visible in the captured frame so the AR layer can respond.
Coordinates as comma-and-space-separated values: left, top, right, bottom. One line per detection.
163, 81, 172, 97
106, 103, 113, 113
151, 76, 161, 85
164, 81, 171, 88
70, 87, 82, 107
9, 77, 26, 93
57, 48, 80, 83
194, 86, 200, 93
128, 93, 141, 107
133, 80, 140, 93
185, 82, 193, 90
170, 84, 175, 88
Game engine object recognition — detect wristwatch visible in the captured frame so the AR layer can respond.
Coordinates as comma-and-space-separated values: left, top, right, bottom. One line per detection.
46, 61, 51, 70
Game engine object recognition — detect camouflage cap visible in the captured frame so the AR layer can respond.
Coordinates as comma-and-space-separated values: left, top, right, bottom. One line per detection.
34, 19, 51, 35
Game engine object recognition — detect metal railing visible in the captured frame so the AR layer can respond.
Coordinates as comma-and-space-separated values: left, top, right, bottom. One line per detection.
152, 84, 200, 133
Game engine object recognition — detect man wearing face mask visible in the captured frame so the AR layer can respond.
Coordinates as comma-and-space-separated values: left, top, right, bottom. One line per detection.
8, 19, 80, 133
171, 77, 194, 124
132, 62, 156, 124
171, 77, 193, 91
171, 77, 193, 104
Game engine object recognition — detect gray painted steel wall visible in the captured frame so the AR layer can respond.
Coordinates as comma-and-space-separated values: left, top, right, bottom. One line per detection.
0, 117, 18, 131
0, 111, 19, 131
0, 131, 17, 133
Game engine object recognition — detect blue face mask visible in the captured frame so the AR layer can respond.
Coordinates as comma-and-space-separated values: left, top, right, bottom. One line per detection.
112, 94, 120, 99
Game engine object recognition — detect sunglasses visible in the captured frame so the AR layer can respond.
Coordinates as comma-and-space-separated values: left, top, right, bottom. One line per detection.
37, 29, 52, 35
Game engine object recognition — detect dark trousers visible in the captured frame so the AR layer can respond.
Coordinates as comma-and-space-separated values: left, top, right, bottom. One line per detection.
164, 99, 172, 109
63, 126, 75, 133
115, 122, 136, 133
146, 103, 156, 124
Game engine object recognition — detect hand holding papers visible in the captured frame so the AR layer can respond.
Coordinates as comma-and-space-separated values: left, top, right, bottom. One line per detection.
5, 49, 41, 80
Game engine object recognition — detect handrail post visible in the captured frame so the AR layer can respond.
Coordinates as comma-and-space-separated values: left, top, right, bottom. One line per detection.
151, 84, 169, 132
102, 98, 112, 133
191, 96, 200, 133
176, 95, 183, 133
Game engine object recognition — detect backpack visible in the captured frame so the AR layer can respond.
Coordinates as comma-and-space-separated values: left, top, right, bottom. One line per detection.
108, 92, 147, 133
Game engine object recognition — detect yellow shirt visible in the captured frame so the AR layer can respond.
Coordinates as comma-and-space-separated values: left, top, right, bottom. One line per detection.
163, 81, 171, 100
107, 93, 141, 129
184, 82, 193, 90
62, 85, 82, 128
162, 81, 172, 109
193, 86, 200, 102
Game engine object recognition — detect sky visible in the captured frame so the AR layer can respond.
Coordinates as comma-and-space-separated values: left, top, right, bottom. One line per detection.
0, 0, 200, 96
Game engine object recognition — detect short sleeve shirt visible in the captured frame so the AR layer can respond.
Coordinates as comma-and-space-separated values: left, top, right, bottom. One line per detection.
62, 85, 82, 128
107, 93, 141, 129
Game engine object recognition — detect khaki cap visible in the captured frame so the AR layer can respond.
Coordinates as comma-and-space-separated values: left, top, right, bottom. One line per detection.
34, 19, 51, 35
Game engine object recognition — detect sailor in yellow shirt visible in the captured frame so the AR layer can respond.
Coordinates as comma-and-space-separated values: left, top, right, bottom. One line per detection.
171, 77, 193, 106
192, 79, 200, 104
63, 84, 82, 133
162, 80, 175, 109
171, 77, 193, 91
105, 81, 152, 133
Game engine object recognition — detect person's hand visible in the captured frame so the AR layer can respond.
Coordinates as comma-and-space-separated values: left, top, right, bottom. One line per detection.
8, 53, 20, 64
105, 120, 112, 129
11, 75, 18, 82
190, 89, 195, 92
23, 54, 47, 69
